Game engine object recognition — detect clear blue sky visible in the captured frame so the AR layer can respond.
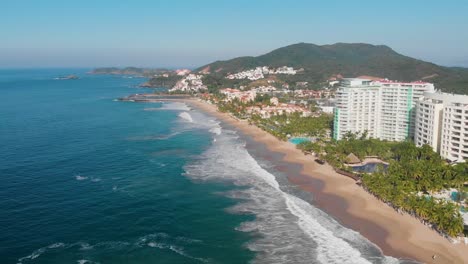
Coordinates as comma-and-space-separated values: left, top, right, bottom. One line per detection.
1, 0, 467, 68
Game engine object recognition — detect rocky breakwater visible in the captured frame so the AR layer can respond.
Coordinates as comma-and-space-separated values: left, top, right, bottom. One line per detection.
117, 93, 193, 102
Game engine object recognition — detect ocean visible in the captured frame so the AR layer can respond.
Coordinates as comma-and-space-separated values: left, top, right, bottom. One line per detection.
0, 69, 414, 264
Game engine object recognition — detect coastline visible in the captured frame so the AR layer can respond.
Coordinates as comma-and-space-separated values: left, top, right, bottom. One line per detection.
179, 98, 468, 264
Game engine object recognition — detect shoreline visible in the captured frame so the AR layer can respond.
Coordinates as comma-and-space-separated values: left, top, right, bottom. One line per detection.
177, 98, 468, 264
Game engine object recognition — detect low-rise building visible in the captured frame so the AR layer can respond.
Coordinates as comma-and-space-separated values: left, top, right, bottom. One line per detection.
226, 66, 297, 80
170, 74, 207, 92
270, 97, 279, 106
246, 103, 313, 118
220, 88, 257, 103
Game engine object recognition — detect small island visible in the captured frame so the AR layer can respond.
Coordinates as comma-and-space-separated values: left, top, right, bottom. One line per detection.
55, 75, 79, 80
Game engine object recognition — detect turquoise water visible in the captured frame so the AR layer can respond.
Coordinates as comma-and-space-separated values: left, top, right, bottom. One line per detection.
0, 69, 253, 263
288, 137, 310, 145
0, 69, 415, 264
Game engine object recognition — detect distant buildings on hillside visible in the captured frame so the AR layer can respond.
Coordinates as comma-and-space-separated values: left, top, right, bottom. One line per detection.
219, 88, 257, 103
226, 66, 297, 80
169, 74, 207, 92
175, 69, 191, 76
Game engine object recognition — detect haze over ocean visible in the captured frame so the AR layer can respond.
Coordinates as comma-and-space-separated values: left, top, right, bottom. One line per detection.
2, 1, 468, 68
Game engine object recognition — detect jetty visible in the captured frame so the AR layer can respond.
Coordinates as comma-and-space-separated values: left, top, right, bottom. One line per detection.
118, 93, 192, 102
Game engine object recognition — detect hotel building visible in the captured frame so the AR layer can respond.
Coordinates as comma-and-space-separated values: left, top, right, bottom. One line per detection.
415, 92, 468, 162
333, 78, 435, 141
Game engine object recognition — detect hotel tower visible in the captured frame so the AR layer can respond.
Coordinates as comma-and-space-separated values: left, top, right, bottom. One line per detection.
333, 78, 435, 141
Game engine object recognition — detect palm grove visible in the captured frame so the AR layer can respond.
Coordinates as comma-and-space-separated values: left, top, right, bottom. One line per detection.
214, 94, 467, 239
298, 133, 468, 238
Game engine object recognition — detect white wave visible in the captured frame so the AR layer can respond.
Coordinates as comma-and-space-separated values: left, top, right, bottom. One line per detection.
18, 233, 205, 264
162, 102, 191, 111
17, 242, 66, 263
75, 175, 88, 181
209, 127, 222, 135
127, 131, 181, 141
178, 112, 193, 123
90, 178, 101, 182
76, 260, 100, 264
145, 102, 191, 111
184, 128, 401, 264
146, 242, 208, 263
79, 242, 94, 250
48, 242, 66, 248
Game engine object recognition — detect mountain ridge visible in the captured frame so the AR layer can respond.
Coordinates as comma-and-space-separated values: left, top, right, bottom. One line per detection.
197, 43, 468, 94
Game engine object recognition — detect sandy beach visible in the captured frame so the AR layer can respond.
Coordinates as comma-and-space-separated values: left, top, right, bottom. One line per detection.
178, 98, 468, 264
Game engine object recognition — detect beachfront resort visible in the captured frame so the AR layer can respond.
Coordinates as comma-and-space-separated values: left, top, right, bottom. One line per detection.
183, 75, 468, 243
165, 64, 468, 242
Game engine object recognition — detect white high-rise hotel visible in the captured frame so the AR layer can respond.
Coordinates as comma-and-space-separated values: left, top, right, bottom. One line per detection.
415, 92, 468, 162
334, 78, 468, 162
333, 78, 434, 141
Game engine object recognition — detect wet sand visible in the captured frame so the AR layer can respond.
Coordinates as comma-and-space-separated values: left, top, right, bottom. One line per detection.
165, 98, 468, 263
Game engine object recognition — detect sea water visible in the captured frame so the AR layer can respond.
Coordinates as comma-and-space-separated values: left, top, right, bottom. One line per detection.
0, 69, 416, 263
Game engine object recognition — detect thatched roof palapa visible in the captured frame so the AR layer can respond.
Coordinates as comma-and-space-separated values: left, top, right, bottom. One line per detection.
345, 153, 361, 164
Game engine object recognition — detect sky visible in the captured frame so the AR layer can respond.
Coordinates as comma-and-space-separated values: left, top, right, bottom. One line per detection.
1, 0, 468, 68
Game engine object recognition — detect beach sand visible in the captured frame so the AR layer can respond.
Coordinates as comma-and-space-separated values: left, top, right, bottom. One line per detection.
175, 98, 467, 263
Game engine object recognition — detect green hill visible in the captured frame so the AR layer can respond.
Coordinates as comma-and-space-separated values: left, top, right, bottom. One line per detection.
197, 43, 468, 94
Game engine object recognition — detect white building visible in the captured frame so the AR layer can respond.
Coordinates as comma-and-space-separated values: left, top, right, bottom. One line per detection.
219, 88, 257, 103
414, 92, 444, 154
379, 80, 434, 140
333, 79, 381, 140
246, 104, 313, 119
226, 66, 297, 80
415, 92, 468, 162
319, 106, 334, 114
170, 74, 207, 92
333, 78, 435, 141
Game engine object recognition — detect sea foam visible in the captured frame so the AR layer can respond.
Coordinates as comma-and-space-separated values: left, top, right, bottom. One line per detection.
183, 117, 403, 264
178, 112, 193, 123
75, 175, 88, 181
145, 102, 192, 111
17, 233, 206, 264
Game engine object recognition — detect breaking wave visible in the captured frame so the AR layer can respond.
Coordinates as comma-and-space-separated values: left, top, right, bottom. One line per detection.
17, 233, 206, 264
144, 102, 192, 111
178, 112, 193, 123
126, 131, 181, 141
75, 175, 88, 181
17, 243, 66, 263
74, 175, 101, 182
183, 113, 407, 264
209, 127, 222, 135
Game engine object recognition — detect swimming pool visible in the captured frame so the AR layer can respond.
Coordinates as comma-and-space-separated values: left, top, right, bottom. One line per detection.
289, 137, 310, 145
351, 162, 388, 173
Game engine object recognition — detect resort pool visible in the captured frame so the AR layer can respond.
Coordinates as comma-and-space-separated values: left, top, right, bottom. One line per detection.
289, 137, 310, 145
351, 162, 388, 173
